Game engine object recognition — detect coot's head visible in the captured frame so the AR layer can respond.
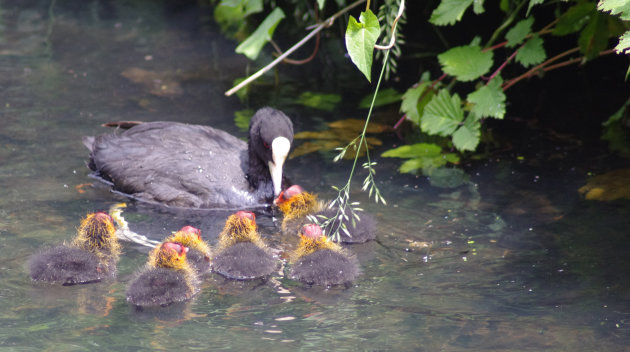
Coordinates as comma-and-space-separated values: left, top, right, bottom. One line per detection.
73, 212, 121, 259
150, 242, 189, 270
274, 185, 318, 219
248, 107, 294, 198
165, 225, 211, 257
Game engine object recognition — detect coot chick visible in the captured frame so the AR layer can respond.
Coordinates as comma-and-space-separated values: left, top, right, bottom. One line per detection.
289, 224, 359, 287
275, 185, 376, 243
29, 212, 121, 285
83, 107, 294, 208
163, 225, 211, 275
126, 242, 199, 307
212, 211, 277, 280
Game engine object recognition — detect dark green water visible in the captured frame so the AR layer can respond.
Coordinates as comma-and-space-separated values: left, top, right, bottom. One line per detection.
1, 1, 629, 351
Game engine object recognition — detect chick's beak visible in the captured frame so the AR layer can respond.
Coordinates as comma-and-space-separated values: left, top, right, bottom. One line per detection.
268, 136, 291, 197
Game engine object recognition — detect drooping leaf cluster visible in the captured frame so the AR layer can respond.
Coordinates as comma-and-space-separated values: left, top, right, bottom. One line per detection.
213, 0, 628, 180
381, 0, 627, 175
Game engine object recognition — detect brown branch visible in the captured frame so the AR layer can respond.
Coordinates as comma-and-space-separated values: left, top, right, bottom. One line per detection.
502, 47, 580, 90
270, 30, 321, 65
503, 48, 615, 91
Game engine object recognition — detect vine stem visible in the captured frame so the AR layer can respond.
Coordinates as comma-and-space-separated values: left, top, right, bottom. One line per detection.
374, 0, 405, 50
328, 48, 392, 239
487, 46, 520, 83
225, 0, 366, 96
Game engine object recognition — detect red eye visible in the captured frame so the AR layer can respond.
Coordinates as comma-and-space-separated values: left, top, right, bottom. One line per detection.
263, 142, 270, 149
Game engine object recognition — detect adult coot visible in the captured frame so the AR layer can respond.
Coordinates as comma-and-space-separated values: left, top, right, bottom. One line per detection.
163, 225, 211, 275
212, 211, 277, 280
83, 107, 293, 208
289, 224, 359, 287
29, 212, 121, 285
126, 242, 200, 307
275, 185, 377, 243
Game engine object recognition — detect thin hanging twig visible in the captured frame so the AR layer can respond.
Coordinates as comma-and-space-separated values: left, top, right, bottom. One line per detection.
225, 0, 366, 96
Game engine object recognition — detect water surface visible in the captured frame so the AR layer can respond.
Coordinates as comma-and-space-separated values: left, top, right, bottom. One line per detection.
1, 1, 629, 351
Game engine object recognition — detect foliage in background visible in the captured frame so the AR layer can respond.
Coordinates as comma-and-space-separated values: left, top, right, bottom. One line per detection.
598, 0, 630, 55
215, 0, 628, 182
387, 0, 628, 175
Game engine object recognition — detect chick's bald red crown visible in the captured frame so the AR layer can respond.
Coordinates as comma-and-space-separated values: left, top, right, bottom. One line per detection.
235, 210, 256, 221
92, 211, 114, 224
179, 225, 201, 235
162, 242, 188, 255
178, 225, 202, 241
300, 224, 323, 239
275, 184, 305, 204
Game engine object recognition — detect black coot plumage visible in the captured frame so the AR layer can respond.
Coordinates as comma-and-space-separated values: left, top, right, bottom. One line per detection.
289, 224, 359, 287
83, 107, 293, 208
29, 212, 121, 285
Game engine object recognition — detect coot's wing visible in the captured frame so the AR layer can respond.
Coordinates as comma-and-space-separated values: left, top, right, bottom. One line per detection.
87, 122, 254, 207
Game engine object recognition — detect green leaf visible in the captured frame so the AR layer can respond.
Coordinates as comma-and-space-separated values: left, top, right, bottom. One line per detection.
297, 92, 341, 111
243, 0, 263, 17
422, 90, 465, 136
399, 158, 425, 173
430, 0, 474, 26
578, 11, 610, 60
382, 143, 459, 174
473, 0, 485, 14
553, 2, 595, 36
615, 29, 630, 54
400, 82, 432, 124
234, 108, 255, 131
602, 98, 630, 155
505, 18, 534, 48
359, 88, 402, 108
603, 98, 630, 126
345, 10, 381, 82
452, 115, 481, 151
214, 0, 259, 36
527, 0, 544, 16
235, 7, 285, 60
467, 76, 506, 119
516, 35, 546, 68
438, 45, 493, 81
500, 0, 510, 12
598, 0, 630, 20
382, 143, 442, 158
317, 0, 326, 10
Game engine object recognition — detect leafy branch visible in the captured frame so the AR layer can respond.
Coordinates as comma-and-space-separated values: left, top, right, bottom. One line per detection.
384, 0, 626, 175
225, 0, 367, 96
